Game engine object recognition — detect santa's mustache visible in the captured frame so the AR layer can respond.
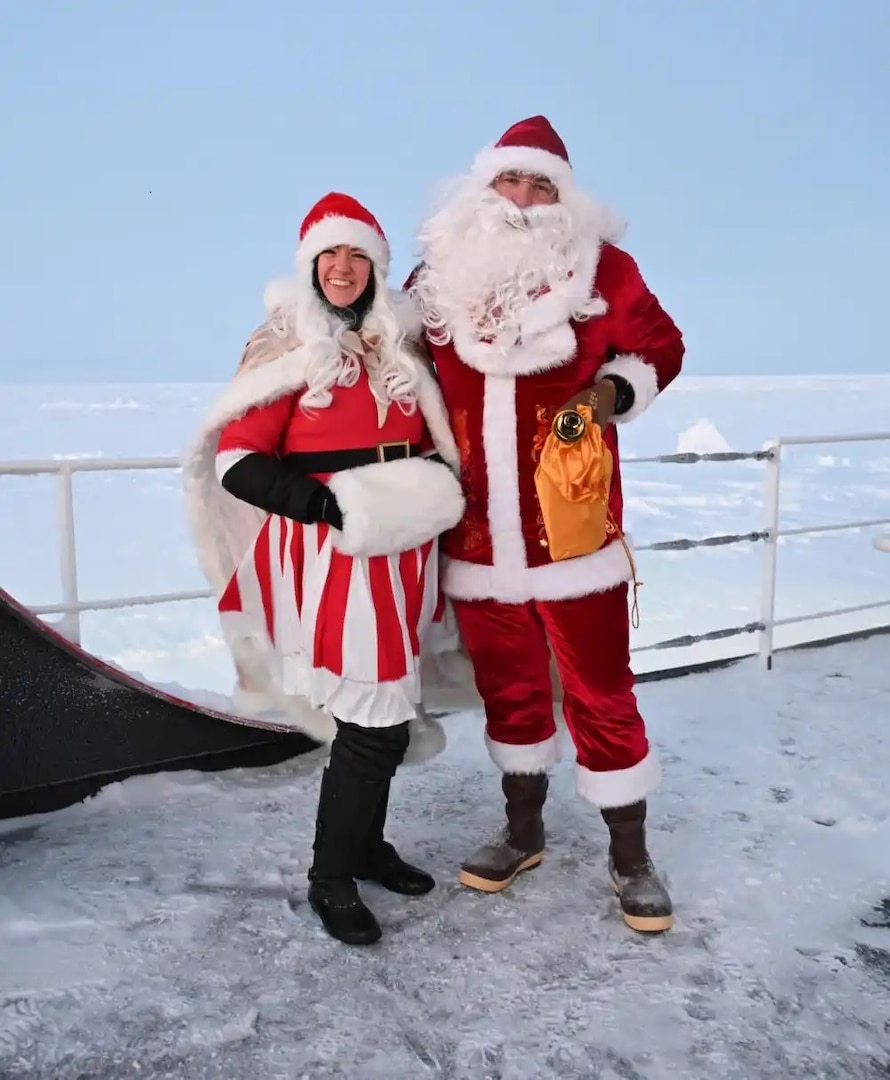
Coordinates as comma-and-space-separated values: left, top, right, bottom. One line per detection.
482, 194, 566, 232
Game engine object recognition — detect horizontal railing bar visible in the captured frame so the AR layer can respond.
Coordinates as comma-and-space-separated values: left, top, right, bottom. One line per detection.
0, 450, 778, 475
0, 453, 768, 473
623, 450, 774, 465
777, 517, 890, 539
637, 530, 767, 552
0, 457, 181, 476
776, 431, 890, 448
30, 588, 214, 616
27, 592, 890, 647
633, 621, 764, 652
1, 431, 886, 477
5, 430, 888, 667
772, 598, 890, 628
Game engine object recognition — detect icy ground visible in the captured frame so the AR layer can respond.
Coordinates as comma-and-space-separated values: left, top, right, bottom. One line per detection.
2, 635, 889, 1080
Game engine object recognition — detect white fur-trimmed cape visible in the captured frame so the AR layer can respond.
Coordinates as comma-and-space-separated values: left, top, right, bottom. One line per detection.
182, 299, 460, 596
179, 292, 466, 761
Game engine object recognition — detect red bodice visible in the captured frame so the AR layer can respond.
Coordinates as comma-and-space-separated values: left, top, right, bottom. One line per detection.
217, 368, 431, 467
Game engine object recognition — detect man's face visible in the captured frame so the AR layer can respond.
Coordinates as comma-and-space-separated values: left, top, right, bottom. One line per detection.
492, 170, 559, 209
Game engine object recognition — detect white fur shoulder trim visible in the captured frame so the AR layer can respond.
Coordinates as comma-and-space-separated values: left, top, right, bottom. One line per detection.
264, 277, 301, 314
203, 348, 309, 437
387, 287, 425, 340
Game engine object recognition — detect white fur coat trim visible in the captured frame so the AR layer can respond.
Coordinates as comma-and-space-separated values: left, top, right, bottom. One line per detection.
438, 372, 635, 603
442, 248, 606, 378
596, 353, 660, 423
442, 537, 635, 604
450, 322, 579, 378
326, 457, 465, 558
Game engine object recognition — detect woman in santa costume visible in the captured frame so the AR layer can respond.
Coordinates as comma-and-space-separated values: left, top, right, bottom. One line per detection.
408, 116, 685, 932
182, 192, 464, 946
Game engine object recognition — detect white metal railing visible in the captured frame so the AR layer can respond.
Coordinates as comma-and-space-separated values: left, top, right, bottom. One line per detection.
1, 433, 889, 668
0, 456, 210, 643
756, 432, 890, 669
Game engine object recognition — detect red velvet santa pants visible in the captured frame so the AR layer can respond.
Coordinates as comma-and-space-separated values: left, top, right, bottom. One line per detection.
450, 583, 661, 809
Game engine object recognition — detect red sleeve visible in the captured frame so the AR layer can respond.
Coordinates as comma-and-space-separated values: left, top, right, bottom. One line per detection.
215, 394, 294, 483
593, 245, 685, 423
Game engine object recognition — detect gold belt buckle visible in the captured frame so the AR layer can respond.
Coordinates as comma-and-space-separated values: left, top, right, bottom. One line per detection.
377, 440, 412, 463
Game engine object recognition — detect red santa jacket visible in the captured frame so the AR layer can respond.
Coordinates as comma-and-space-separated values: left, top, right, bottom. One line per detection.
408, 243, 684, 604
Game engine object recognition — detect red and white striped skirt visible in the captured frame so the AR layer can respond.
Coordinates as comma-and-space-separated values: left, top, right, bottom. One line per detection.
218, 514, 440, 727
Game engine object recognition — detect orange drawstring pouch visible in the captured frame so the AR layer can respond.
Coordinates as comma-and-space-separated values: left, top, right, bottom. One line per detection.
534, 404, 642, 627
533, 405, 612, 560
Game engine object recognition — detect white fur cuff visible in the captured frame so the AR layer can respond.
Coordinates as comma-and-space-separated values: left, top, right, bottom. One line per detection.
326, 456, 465, 558
597, 354, 660, 423
575, 749, 662, 808
484, 732, 561, 774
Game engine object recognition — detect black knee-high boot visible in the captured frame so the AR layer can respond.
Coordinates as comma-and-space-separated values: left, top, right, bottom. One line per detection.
307, 720, 410, 945
355, 777, 436, 895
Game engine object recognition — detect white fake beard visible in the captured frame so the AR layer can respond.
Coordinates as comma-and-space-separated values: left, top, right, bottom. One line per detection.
413, 187, 586, 344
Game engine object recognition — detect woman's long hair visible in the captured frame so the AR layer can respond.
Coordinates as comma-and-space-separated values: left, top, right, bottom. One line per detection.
271, 266, 420, 414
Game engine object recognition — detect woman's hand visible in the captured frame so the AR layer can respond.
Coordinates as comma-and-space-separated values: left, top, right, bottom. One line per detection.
306, 485, 344, 530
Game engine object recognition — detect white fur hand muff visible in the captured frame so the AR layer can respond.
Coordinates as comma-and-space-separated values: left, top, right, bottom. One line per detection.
326, 456, 465, 558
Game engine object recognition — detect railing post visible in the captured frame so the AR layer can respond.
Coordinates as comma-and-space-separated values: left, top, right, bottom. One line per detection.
758, 442, 782, 670
56, 464, 81, 644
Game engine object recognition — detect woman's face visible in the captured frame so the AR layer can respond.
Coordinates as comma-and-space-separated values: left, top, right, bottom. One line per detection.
316, 245, 372, 307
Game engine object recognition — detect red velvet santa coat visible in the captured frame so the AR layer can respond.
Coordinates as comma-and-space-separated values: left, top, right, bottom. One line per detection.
414, 243, 684, 604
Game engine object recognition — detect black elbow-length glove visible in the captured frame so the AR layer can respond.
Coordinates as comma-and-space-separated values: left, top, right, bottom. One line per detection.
220, 453, 343, 529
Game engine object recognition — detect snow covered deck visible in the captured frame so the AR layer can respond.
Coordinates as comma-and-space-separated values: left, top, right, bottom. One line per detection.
2, 634, 889, 1079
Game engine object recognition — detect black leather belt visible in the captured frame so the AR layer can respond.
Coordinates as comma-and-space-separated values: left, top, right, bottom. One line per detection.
283, 441, 422, 472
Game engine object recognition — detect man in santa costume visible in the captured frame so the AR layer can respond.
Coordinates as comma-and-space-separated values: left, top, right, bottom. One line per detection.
182, 192, 465, 945
408, 116, 685, 932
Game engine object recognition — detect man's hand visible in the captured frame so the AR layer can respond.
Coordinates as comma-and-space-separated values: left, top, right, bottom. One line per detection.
557, 377, 616, 431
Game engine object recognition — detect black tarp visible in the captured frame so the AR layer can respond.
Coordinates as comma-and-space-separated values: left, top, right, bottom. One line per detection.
0, 586, 312, 819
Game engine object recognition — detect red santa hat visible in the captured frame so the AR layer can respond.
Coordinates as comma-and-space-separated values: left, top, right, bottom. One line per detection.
295, 191, 390, 276
471, 115, 575, 194
265, 192, 391, 312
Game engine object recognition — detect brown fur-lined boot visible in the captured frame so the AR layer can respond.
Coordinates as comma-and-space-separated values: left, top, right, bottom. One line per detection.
601, 799, 673, 932
459, 773, 548, 893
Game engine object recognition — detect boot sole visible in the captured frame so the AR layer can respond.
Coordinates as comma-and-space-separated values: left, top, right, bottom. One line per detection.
609, 880, 674, 932
458, 851, 544, 893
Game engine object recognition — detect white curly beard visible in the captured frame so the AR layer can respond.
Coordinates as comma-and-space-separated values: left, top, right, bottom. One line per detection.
411, 185, 597, 348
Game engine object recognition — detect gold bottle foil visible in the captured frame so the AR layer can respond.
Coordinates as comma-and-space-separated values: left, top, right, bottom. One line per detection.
551, 408, 586, 444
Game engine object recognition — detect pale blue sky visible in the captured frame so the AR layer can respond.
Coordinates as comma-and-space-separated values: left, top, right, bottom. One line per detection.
0, 0, 887, 382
